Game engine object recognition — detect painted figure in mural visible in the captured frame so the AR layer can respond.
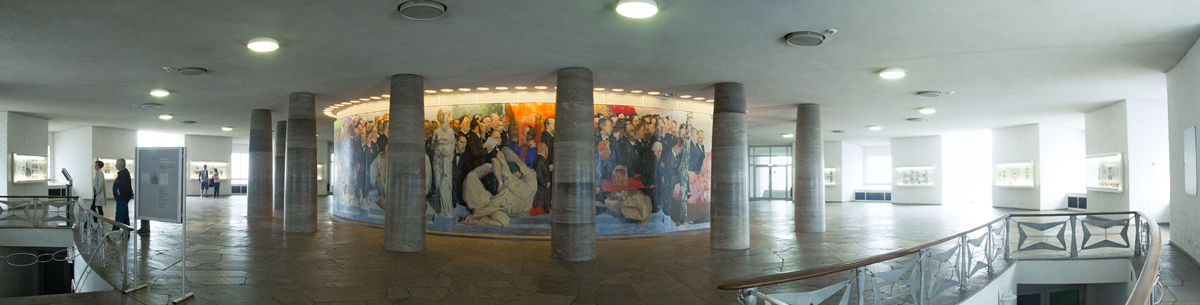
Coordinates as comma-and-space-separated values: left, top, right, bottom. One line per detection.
675, 117, 692, 226
431, 108, 457, 218
541, 117, 555, 166
460, 147, 536, 227
597, 164, 653, 225
532, 142, 552, 215
453, 134, 468, 208
467, 119, 487, 170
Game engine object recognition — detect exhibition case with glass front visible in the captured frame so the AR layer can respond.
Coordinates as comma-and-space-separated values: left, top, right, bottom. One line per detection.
12, 154, 48, 183
189, 161, 228, 180
895, 166, 935, 187
1086, 153, 1123, 192
98, 158, 135, 180
823, 168, 837, 186
994, 161, 1035, 188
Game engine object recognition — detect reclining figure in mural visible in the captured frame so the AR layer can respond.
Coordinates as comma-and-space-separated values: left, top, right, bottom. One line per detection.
460, 147, 536, 228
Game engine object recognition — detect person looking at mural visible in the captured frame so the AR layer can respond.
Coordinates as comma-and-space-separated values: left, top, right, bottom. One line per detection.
460, 148, 536, 228
92, 160, 107, 217
198, 164, 209, 198
431, 108, 456, 218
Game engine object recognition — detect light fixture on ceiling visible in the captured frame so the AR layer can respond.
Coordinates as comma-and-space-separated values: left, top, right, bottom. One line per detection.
150, 89, 170, 97
458, 88, 471, 91
594, 87, 605, 91
534, 86, 548, 90
476, 87, 489, 91
495, 87, 509, 90
706, 100, 713, 103
615, 0, 658, 18
222, 126, 234, 131
247, 37, 279, 52
878, 68, 905, 79
359, 98, 370, 101
514, 86, 528, 90
440, 88, 454, 92
679, 95, 692, 99
370, 96, 381, 100
424, 90, 437, 94
693, 97, 705, 101
630, 90, 643, 93
159, 114, 173, 120
612, 88, 624, 92
381, 94, 391, 98
784, 29, 837, 47
177, 67, 208, 76
398, 0, 447, 20
918, 107, 936, 114
648, 91, 660, 95
782, 133, 794, 138
142, 103, 162, 108
868, 125, 882, 131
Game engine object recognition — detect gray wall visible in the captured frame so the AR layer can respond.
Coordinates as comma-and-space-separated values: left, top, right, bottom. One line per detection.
1168, 36, 1200, 258
1, 112, 49, 196
890, 136, 942, 204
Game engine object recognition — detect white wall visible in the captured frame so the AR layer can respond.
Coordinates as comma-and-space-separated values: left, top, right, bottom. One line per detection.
891, 136, 942, 204
1085, 101, 1131, 213
824, 141, 863, 202
942, 130, 992, 205
992, 124, 1040, 209
52, 127, 93, 198
1167, 35, 1200, 261
1085, 100, 1170, 222
0, 112, 50, 196
861, 145, 890, 190
184, 135, 233, 196
1038, 124, 1086, 210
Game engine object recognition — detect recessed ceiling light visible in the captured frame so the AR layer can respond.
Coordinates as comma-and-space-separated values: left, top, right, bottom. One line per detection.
693, 97, 705, 100
868, 125, 882, 131
878, 68, 905, 79
782, 134, 794, 138
784, 30, 831, 47
495, 87, 509, 90
424, 90, 437, 94
476, 87, 489, 91
594, 88, 605, 91
381, 94, 390, 98
534, 86, 548, 90
397, 0, 447, 21
359, 98, 370, 101
222, 127, 233, 131
648, 91, 660, 95
441, 88, 454, 92
370, 96, 381, 100
919, 107, 936, 114
514, 86, 528, 90
159, 114, 173, 120
150, 89, 170, 97
615, 0, 658, 18
247, 37, 279, 52
340, 102, 352, 105
706, 100, 714, 103
612, 88, 624, 92
457, 88, 470, 91
630, 90, 643, 93
142, 103, 162, 108
680, 95, 692, 99
177, 67, 208, 76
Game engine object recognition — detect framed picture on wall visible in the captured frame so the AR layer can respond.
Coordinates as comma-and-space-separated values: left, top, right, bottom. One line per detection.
98, 158, 135, 180
12, 154, 48, 183
994, 161, 1035, 188
823, 168, 837, 186
894, 166, 935, 187
1085, 153, 1123, 193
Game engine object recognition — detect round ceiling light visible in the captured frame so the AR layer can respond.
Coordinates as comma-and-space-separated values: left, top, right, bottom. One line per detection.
918, 107, 936, 114
615, 0, 658, 18
222, 126, 234, 131
370, 96, 382, 100
878, 68, 906, 79
458, 88, 471, 91
398, 0, 447, 20
534, 86, 548, 90
159, 114, 173, 120
594, 87, 605, 91
630, 90, 643, 93
476, 87, 489, 91
612, 88, 624, 92
247, 37, 279, 52
150, 89, 170, 97
868, 125, 882, 131
782, 134, 794, 138
784, 31, 825, 47
648, 91, 660, 95
440, 88, 454, 92
177, 67, 208, 76
495, 87, 509, 90
424, 90, 437, 94
514, 86, 528, 90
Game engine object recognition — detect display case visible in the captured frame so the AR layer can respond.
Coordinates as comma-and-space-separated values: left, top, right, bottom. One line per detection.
317, 164, 324, 181
12, 154, 48, 183
994, 161, 1035, 188
895, 166, 935, 187
823, 168, 836, 186
97, 158, 135, 180
189, 161, 229, 181
1086, 153, 1123, 192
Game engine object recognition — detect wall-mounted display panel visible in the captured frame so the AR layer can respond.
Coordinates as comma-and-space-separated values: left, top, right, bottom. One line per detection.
823, 168, 837, 186
1185, 126, 1197, 196
317, 164, 324, 181
894, 166, 935, 187
12, 154, 48, 183
994, 161, 1035, 188
189, 161, 228, 181
97, 158, 135, 180
1086, 153, 1123, 193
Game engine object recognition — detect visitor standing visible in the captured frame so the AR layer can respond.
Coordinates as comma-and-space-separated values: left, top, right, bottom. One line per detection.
211, 168, 221, 197
91, 160, 106, 216
198, 164, 209, 197
112, 158, 133, 230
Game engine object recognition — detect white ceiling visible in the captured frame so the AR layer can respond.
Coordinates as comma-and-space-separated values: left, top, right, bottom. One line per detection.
2, 1, 1197, 145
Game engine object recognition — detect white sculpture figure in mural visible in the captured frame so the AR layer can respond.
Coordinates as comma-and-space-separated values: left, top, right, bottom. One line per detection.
460, 147, 536, 228
431, 108, 457, 218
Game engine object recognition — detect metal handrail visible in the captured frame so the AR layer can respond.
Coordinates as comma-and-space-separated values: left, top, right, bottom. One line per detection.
70, 200, 146, 294
73, 199, 134, 231
718, 211, 1161, 305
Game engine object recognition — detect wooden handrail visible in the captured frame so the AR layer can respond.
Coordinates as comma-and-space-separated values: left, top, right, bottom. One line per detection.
1126, 212, 1161, 305
719, 211, 1148, 291
74, 201, 136, 231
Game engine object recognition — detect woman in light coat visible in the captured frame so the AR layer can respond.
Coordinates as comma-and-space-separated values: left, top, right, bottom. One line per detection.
92, 160, 107, 215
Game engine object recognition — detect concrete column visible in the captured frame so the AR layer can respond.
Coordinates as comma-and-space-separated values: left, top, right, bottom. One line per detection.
284, 93, 318, 233
794, 103, 825, 233
248, 109, 273, 219
551, 67, 597, 262
274, 121, 287, 213
710, 82, 750, 249
385, 74, 426, 252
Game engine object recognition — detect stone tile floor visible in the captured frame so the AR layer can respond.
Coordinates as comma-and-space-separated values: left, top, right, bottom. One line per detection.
8, 196, 1200, 304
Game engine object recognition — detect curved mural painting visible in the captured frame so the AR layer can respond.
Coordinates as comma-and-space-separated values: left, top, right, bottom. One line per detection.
332, 91, 713, 236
